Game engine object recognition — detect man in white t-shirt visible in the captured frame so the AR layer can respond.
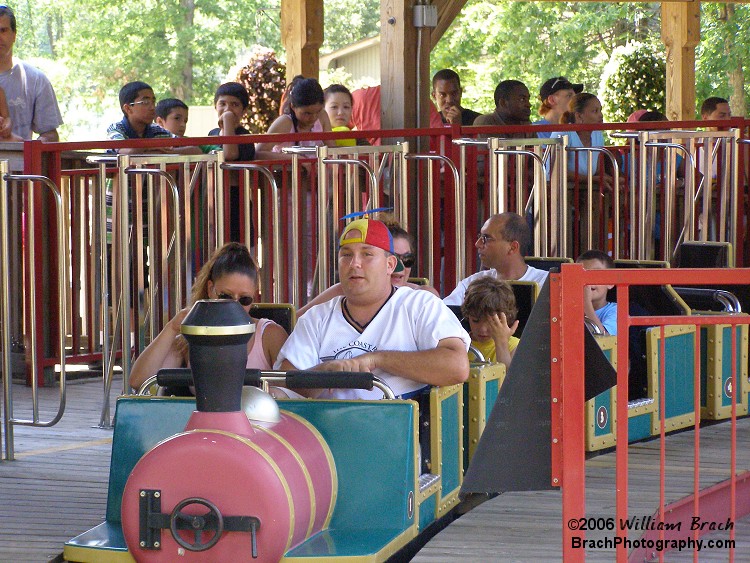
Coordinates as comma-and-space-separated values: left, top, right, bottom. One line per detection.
0, 6, 62, 141
444, 212, 548, 306
275, 218, 471, 399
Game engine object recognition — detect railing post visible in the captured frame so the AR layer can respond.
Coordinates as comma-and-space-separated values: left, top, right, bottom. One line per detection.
558, 263, 587, 561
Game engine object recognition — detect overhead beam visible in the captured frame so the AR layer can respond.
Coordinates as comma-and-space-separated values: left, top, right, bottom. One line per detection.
662, 1, 701, 120
281, 0, 324, 80
431, 0, 469, 46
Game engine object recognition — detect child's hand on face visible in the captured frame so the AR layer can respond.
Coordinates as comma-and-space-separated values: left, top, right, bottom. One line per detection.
488, 312, 519, 344
219, 110, 239, 131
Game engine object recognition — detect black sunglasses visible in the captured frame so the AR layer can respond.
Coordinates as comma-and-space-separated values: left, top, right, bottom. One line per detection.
395, 252, 416, 269
216, 292, 254, 306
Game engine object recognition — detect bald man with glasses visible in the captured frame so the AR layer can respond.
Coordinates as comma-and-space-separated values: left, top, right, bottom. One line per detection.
444, 212, 548, 306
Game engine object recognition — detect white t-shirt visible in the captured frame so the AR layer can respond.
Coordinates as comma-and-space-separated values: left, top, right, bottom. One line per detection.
443, 265, 549, 306
0, 59, 63, 139
275, 286, 471, 399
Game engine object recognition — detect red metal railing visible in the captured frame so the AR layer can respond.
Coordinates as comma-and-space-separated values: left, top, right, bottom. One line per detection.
9, 120, 750, 389
551, 264, 749, 561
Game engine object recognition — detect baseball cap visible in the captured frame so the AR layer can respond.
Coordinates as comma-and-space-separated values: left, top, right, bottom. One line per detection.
539, 77, 584, 100
339, 218, 405, 272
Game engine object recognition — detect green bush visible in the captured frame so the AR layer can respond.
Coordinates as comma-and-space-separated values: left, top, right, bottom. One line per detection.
235, 47, 286, 134
599, 41, 666, 123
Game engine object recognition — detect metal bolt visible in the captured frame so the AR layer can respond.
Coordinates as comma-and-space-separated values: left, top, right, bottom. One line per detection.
552, 438, 559, 444
553, 397, 558, 403
552, 317, 558, 322
140, 491, 146, 497
154, 491, 160, 498
387, 16, 396, 24
140, 541, 146, 547
553, 478, 559, 484
153, 541, 160, 548
552, 358, 558, 363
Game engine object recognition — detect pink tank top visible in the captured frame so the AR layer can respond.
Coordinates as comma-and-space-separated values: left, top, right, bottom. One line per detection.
272, 114, 325, 152
245, 317, 278, 370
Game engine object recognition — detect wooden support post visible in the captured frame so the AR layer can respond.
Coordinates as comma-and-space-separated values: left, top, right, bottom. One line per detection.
661, 1, 700, 121
281, 0, 323, 80
380, 0, 430, 130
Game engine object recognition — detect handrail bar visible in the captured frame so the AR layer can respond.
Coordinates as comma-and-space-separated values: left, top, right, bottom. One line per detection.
220, 163, 283, 302
566, 147, 621, 257
2, 170, 68, 460
405, 153, 463, 286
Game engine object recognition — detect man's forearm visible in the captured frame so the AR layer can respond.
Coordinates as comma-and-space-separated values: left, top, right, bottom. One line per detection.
367, 347, 469, 387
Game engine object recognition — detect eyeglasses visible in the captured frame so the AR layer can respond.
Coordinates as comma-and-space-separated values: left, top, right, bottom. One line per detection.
476, 233, 497, 245
129, 99, 156, 108
395, 252, 416, 268
215, 291, 254, 306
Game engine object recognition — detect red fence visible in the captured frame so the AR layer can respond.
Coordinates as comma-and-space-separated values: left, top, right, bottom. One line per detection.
7, 119, 750, 387
551, 265, 749, 561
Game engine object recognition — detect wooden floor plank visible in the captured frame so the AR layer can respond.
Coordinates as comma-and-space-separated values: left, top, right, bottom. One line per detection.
4, 377, 750, 562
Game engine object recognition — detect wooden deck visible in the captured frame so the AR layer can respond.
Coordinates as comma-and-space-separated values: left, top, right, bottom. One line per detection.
415, 419, 750, 562
0, 376, 122, 563
2, 378, 749, 562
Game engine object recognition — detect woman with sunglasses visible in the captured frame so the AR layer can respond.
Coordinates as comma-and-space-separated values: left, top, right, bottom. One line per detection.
297, 220, 439, 317
129, 242, 288, 392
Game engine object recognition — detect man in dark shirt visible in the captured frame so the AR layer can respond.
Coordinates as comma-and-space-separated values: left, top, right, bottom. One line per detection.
431, 69, 480, 126
473, 80, 534, 139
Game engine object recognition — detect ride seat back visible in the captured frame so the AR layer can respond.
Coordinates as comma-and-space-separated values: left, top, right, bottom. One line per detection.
249, 303, 297, 333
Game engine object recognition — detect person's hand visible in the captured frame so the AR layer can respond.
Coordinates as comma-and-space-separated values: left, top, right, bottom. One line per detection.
0, 116, 12, 138
318, 354, 375, 373
166, 307, 190, 333
488, 312, 518, 345
442, 105, 462, 125
219, 110, 239, 132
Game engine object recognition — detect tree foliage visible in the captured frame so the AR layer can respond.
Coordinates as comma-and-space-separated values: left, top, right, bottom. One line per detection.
322, 0, 380, 53
235, 47, 286, 134
431, 2, 661, 118
599, 41, 665, 123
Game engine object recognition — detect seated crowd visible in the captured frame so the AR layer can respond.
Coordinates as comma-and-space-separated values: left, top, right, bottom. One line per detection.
102, 68, 733, 166
131, 211, 620, 401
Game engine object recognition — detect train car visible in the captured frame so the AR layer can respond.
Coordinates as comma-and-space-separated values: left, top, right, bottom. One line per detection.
63, 299, 506, 562
63, 267, 748, 562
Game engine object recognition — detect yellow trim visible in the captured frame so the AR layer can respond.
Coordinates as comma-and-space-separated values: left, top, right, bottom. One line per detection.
410, 397, 420, 523
647, 325, 696, 434
254, 425, 317, 539
585, 336, 618, 451
282, 410, 338, 529
613, 258, 669, 268
281, 525, 419, 563
195, 429, 296, 552
507, 279, 540, 301
62, 545, 135, 563
180, 322, 255, 336
466, 363, 506, 462
429, 384, 463, 518
662, 286, 692, 315
701, 322, 749, 420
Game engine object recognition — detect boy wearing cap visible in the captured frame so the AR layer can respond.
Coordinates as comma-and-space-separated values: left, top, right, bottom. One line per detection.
534, 76, 583, 139
275, 218, 471, 400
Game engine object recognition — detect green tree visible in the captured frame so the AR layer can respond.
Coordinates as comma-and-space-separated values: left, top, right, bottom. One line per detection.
599, 41, 666, 123
322, 0, 380, 53
431, 2, 661, 118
